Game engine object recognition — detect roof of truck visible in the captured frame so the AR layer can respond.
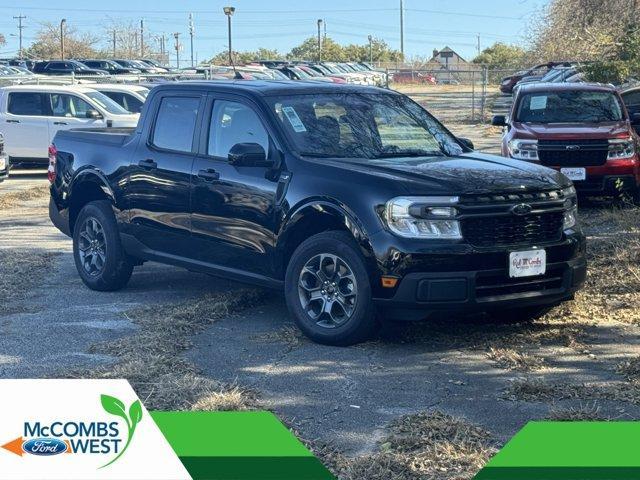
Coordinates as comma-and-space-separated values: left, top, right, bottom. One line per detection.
0, 84, 106, 94
151, 80, 392, 96
516, 82, 616, 94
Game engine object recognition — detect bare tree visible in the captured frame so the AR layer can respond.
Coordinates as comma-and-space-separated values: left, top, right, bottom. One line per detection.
24, 22, 100, 59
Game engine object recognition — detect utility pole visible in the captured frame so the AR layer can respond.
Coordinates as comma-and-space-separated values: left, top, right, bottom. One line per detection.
173, 32, 181, 68
60, 18, 66, 60
368, 35, 373, 64
111, 29, 117, 57
189, 13, 195, 67
13, 14, 26, 59
477, 34, 481, 55
399, 0, 404, 62
317, 19, 323, 62
140, 19, 144, 58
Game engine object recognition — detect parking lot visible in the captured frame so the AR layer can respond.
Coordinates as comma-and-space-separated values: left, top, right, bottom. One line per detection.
3, 86, 640, 479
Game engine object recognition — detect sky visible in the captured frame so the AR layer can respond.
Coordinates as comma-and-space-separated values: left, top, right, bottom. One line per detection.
0, 0, 550, 64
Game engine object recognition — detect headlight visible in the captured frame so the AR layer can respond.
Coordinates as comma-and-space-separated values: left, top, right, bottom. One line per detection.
508, 139, 538, 161
608, 138, 635, 159
384, 196, 461, 239
561, 185, 578, 229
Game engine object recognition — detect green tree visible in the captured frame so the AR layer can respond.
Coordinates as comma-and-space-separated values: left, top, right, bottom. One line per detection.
472, 42, 526, 69
288, 36, 346, 61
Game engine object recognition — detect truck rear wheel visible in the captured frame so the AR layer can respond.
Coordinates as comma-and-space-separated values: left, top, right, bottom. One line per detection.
285, 231, 378, 346
73, 200, 133, 291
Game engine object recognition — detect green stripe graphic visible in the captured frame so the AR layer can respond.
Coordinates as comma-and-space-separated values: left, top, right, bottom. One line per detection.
475, 422, 640, 480
151, 411, 335, 480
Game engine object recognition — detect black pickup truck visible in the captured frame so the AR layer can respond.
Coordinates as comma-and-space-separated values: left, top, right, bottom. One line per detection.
49, 81, 586, 345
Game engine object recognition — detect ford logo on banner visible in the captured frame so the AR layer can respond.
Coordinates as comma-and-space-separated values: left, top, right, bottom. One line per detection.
22, 438, 67, 456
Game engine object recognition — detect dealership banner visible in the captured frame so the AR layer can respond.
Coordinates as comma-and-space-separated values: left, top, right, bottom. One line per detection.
0, 379, 334, 480
475, 421, 640, 480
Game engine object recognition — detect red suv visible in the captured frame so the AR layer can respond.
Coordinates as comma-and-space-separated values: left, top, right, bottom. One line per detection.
493, 82, 640, 200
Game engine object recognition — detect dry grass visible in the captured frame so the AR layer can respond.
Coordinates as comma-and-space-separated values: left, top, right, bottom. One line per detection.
319, 411, 497, 480
0, 249, 60, 314
68, 289, 269, 410
487, 347, 545, 372
252, 325, 305, 349
546, 403, 607, 421
0, 185, 49, 209
616, 357, 640, 382
504, 378, 640, 405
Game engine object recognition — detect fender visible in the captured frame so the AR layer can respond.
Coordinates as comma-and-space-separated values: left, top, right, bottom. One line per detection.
68, 168, 116, 204
276, 197, 381, 277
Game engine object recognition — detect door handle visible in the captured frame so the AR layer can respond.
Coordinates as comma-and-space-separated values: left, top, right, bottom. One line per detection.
53, 121, 68, 125
138, 159, 157, 170
5, 119, 19, 124
197, 168, 220, 181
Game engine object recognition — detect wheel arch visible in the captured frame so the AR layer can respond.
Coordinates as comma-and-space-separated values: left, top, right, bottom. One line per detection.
276, 199, 379, 283
67, 170, 115, 233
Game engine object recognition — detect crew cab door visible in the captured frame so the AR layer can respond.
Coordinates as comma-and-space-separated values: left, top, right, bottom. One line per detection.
47, 93, 106, 137
2, 91, 51, 160
190, 94, 282, 278
125, 91, 205, 255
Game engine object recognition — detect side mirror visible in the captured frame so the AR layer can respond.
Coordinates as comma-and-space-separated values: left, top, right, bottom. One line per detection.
631, 113, 640, 125
458, 137, 474, 150
228, 143, 272, 167
492, 115, 507, 127
86, 109, 102, 119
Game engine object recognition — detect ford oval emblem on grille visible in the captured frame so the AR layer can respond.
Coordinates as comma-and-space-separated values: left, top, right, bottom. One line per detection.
511, 203, 532, 216
566, 145, 580, 151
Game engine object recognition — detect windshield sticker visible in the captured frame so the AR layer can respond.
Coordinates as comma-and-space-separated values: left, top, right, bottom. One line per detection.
529, 95, 547, 110
282, 106, 307, 132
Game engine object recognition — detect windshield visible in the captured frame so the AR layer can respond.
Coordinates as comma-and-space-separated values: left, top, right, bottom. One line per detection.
516, 90, 623, 123
269, 93, 462, 159
84, 91, 131, 115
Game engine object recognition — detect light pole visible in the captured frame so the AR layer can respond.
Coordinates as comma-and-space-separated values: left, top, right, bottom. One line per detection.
60, 18, 66, 60
223, 6, 235, 65
174, 32, 181, 68
368, 35, 373, 63
317, 19, 323, 63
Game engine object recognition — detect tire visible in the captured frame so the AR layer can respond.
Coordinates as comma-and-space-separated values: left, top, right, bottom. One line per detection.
285, 231, 378, 346
488, 305, 554, 323
72, 200, 134, 291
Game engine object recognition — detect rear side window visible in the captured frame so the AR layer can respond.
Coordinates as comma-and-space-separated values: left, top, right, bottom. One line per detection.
103, 92, 143, 113
7, 92, 48, 116
152, 96, 200, 152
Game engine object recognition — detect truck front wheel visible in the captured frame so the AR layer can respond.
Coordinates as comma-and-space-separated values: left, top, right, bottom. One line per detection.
285, 231, 378, 346
72, 200, 133, 291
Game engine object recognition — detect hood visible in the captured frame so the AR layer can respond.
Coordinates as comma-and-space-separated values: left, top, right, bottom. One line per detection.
320, 152, 568, 195
513, 121, 630, 140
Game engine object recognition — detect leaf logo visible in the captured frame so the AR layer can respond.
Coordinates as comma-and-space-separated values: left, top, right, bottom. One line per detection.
99, 394, 143, 468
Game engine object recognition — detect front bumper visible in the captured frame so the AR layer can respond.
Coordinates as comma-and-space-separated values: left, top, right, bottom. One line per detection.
369, 229, 586, 321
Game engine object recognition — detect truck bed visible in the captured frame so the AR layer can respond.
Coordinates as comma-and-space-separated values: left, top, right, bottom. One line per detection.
54, 127, 136, 148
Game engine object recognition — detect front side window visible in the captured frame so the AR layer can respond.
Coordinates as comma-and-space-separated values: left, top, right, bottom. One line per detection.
152, 96, 200, 152
50, 94, 94, 118
7, 92, 47, 116
269, 93, 462, 159
208, 100, 269, 158
516, 91, 623, 123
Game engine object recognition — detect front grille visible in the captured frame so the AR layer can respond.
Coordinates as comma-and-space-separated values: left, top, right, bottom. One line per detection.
538, 139, 608, 167
475, 267, 565, 300
459, 189, 567, 248
462, 212, 564, 247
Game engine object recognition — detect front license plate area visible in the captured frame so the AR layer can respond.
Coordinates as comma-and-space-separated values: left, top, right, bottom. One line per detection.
509, 249, 546, 278
560, 167, 586, 181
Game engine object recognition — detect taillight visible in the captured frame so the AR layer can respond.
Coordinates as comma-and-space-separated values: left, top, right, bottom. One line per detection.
48, 144, 57, 183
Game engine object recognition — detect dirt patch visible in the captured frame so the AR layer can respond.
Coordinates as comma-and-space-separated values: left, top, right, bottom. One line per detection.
487, 347, 545, 372
0, 249, 60, 315
66, 289, 269, 410
315, 411, 497, 480
0, 185, 50, 209
504, 378, 640, 405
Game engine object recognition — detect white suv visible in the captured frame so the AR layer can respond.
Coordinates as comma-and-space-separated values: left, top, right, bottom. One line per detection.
0, 85, 139, 168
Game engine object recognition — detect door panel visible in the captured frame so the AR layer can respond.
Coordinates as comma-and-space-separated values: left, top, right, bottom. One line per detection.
190, 97, 280, 276
125, 94, 204, 255
3, 91, 50, 159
